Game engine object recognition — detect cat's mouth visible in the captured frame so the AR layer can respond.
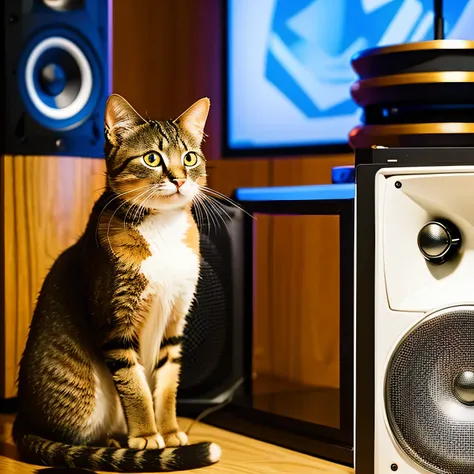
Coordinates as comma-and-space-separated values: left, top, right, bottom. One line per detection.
161, 189, 184, 198
146, 187, 196, 209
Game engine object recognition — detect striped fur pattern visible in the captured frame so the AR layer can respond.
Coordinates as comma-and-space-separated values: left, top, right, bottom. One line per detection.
13, 94, 221, 471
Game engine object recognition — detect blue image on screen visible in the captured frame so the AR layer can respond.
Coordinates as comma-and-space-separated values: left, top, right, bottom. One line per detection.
227, 0, 474, 151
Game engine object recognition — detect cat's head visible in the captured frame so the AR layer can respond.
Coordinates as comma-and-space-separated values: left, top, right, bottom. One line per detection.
104, 94, 209, 211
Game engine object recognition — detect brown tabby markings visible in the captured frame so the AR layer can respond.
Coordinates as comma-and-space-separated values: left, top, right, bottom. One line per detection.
12, 94, 221, 472
97, 211, 152, 263
184, 209, 200, 255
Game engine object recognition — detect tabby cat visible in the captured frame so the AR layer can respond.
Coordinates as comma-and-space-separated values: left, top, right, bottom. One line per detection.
12, 94, 221, 472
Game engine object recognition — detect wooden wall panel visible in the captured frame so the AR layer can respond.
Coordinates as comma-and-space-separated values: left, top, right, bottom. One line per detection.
270, 215, 340, 388
2, 155, 105, 398
205, 159, 270, 197
272, 155, 354, 186
256, 154, 353, 389
112, 0, 222, 161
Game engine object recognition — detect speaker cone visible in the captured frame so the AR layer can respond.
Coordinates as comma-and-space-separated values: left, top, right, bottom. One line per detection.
42, 0, 84, 11
385, 306, 474, 474
18, 29, 102, 131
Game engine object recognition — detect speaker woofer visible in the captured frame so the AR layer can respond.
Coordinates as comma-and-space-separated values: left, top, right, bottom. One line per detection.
18, 29, 102, 131
385, 306, 474, 474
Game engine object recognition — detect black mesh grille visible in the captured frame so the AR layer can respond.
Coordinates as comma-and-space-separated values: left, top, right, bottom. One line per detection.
178, 206, 243, 395
180, 258, 227, 389
385, 307, 474, 474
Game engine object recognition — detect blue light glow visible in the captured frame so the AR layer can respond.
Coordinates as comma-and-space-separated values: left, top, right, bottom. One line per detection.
235, 183, 355, 201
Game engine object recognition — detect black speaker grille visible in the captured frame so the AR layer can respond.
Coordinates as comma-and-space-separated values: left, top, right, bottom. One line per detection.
385, 306, 474, 474
179, 229, 231, 391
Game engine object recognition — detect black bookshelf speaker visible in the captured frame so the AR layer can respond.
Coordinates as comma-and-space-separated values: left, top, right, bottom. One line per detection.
2, 0, 111, 157
177, 202, 248, 415
355, 146, 474, 474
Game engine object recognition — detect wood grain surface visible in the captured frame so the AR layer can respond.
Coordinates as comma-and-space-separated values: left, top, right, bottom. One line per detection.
1, 155, 106, 398
205, 155, 354, 393
0, 414, 353, 474
112, 0, 223, 161
270, 214, 341, 389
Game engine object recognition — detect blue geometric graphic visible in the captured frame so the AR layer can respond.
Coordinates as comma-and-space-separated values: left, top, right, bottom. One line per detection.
227, 0, 474, 150
265, 0, 471, 119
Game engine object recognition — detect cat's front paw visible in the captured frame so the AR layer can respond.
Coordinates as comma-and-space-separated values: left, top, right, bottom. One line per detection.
163, 430, 188, 447
128, 433, 165, 450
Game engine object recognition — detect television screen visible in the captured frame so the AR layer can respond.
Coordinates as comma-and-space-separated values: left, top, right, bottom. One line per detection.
225, 0, 474, 155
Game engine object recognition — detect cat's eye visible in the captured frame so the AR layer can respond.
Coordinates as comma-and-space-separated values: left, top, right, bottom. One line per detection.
183, 152, 199, 168
142, 152, 161, 168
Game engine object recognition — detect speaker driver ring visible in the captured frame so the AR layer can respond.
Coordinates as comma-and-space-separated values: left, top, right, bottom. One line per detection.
385, 305, 474, 474
18, 28, 102, 132
25, 37, 92, 121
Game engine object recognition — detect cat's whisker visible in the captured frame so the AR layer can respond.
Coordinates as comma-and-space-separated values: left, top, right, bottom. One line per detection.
196, 193, 216, 234
203, 196, 226, 234
97, 185, 150, 224
131, 188, 157, 226
199, 192, 232, 222
128, 186, 157, 227
192, 194, 209, 234
192, 195, 205, 232
131, 187, 167, 246
124, 187, 155, 229
199, 186, 255, 220
205, 200, 231, 233
95, 184, 151, 247
197, 192, 231, 233
105, 198, 135, 257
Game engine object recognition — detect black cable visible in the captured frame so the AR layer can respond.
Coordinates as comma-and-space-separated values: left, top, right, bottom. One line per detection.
185, 378, 245, 435
434, 0, 444, 40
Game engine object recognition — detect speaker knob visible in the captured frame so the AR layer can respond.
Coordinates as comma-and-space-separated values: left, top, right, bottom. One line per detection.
417, 219, 461, 265
454, 370, 474, 405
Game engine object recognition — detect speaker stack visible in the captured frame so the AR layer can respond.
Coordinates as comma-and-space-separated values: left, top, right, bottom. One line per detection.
349, 40, 474, 149
352, 3, 474, 473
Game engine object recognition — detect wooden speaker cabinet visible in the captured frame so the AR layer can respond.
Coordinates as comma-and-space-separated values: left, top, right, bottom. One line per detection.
0, 155, 105, 398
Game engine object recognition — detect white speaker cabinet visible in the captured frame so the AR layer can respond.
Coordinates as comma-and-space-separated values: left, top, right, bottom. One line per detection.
355, 149, 474, 474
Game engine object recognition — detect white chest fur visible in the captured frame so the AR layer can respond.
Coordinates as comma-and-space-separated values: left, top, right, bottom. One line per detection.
136, 210, 200, 379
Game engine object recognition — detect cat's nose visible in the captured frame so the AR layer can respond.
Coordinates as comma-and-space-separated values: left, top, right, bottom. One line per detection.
172, 178, 186, 189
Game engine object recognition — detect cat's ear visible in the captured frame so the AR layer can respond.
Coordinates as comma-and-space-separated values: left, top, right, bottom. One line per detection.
174, 98, 210, 144
105, 94, 145, 143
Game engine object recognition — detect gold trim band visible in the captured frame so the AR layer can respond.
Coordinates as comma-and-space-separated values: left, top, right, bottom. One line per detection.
352, 71, 474, 91
350, 123, 474, 136
352, 39, 474, 61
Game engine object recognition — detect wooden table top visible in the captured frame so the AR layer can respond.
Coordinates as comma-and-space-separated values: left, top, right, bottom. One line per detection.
0, 414, 354, 473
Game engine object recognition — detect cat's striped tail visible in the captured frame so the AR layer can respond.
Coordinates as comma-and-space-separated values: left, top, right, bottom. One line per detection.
15, 432, 221, 472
